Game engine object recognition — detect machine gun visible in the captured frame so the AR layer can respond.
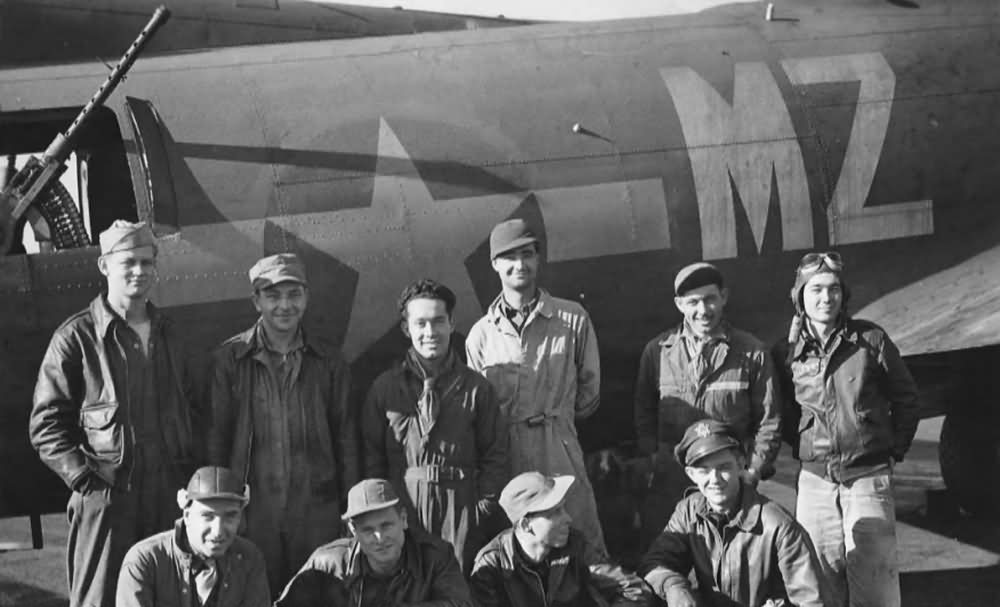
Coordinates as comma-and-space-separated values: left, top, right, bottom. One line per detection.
0, 6, 170, 255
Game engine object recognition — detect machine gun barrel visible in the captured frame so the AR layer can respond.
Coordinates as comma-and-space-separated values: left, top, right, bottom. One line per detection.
0, 6, 170, 254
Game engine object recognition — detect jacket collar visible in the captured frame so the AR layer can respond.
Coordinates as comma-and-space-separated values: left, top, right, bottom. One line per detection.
493, 527, 575, 583
694, 481, 763, 533
487, 289, 555, 325
91, 294, 166, 339
791, 315, 858, 360
230, 320, 328, 360
659, 320, 733, 348
342, 529, 430, 590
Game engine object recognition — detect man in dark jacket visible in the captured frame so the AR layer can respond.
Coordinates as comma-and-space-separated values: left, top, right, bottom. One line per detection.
470, 471, 650, 607
30, 220, 202, 607
116, 466, 270, 607
276, 478, 474, 607
363, 279, 507, 572
208, 253, 359, 593
639, 420, 830, 607
633, 262, 781, 548
773, 251, 920, 607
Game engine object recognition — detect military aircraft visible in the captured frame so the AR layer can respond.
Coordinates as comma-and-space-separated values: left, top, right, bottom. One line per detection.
1, 0, 998, 549
0, 0, 529, 67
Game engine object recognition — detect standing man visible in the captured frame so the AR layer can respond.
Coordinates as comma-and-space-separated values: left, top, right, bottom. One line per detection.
773, 252, 920, 607
117, 466, 270, 607
633, 262, 781, 545
363, 279, 507, 572
470, 472, 651, 607
639, 420, 830, 607
208, 253, 359, 593
276, 478, 474, 607
30, 220, 202, 607
466, 219, 608, 559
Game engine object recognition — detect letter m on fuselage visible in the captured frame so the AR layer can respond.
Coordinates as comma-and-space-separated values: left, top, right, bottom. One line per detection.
662, 63, 813, 260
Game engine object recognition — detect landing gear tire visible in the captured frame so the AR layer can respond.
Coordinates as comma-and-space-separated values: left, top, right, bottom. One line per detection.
939, 412, 1000, 519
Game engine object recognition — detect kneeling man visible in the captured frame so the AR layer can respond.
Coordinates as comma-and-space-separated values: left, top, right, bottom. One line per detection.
470, 472, 650, 607
117, 466, 270, 607
276, 478, 473, 607
639, 420, 831, 607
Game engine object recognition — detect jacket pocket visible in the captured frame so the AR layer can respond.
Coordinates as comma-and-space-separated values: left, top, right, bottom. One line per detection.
79, 401, 123, 460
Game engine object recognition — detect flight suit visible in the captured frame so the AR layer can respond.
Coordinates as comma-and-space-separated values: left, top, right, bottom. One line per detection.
466, 289, 608, 559
209, 323, 359, 594
362, 349, 507, 572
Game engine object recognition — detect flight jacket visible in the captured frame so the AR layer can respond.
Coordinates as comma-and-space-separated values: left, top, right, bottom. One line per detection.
30, 295, 200, 490
773, 317, 920, 482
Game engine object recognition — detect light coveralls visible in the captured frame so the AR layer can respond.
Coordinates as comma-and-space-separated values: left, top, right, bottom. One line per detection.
466, 289, 608, 558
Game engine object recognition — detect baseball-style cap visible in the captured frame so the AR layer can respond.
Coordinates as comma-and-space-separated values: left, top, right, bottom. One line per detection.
489, 219, 540, 259
184, 466, 249, 503
342, 479, 400, 521
674, 262, 724, 296
674, 419, 742, 467
248, 253, 308, 289
99, 220, 156, 255
499, 472, 574, 524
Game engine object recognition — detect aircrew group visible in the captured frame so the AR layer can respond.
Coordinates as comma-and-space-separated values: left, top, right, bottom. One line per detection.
28, 217, 920, 607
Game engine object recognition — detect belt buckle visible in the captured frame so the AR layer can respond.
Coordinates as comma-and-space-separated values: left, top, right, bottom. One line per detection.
525, 413, 546, 427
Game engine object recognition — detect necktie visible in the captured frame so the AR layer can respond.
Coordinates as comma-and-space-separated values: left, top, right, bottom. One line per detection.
195, 559, 217, 606
417, 377, 438, 437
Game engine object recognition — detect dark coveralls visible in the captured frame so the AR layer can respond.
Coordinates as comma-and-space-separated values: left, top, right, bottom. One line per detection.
30, 297, 201, 607
633, 322, 781, 547
208, 323, 359, 594
362, 349, 507, 572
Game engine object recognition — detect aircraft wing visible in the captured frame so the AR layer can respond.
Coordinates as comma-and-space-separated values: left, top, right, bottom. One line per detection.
857, 245, 1000, 357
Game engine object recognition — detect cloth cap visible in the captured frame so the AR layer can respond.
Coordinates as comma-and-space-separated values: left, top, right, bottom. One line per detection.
489, 219, 540, 259
99, 220, 156, 255
499, 472, 574, 524
674, 262, 724, 296
184, 466, 249, 503
342, 479, 400, 521
249, 253, 307, 289
674, 419, 742, 466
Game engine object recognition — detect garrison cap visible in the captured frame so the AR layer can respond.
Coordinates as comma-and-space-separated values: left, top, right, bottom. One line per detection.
489, 219, 540, 259
249, 253, 307, 289
499, 472, 574, 524
183, 466, 249, 504
674, 419, 742, 466
99, 220, 156, 255
342, 479, 400, 521
674, 262, 724, 296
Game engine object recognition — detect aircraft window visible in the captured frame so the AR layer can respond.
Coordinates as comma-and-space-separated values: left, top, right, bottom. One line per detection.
0, 107, 137, 255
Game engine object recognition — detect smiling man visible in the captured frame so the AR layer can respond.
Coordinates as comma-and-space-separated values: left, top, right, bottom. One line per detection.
466, 219, 608, 560
633, 262, 781, 549
276, 478, 474, 607
208, 253, 359, 594
773, 252, 920, 607
116, 466, 269, 607
639, 420, 830, 607
362, 279, 507, 572
30, 220, 202, 607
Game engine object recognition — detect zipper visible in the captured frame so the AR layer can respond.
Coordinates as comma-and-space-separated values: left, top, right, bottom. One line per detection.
525, 567, 548, 607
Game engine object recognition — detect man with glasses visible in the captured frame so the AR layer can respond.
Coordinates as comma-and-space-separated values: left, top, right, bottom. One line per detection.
773, 251, 920, 607
633, 262, 781, 548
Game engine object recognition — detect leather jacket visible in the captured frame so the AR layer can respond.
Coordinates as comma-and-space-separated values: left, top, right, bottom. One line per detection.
639, 483, 832, 607
30, 296, 200, 490
470, 528, 650, 607
117, 519, 270, 607
276, 528, 474, 607
773, 317, 920, 482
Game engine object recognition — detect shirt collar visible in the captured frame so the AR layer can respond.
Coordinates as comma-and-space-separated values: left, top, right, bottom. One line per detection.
488, 289, 555, 324
91, 294, 164, 339
233, 320, 325, 359
695, 482, 761, 532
